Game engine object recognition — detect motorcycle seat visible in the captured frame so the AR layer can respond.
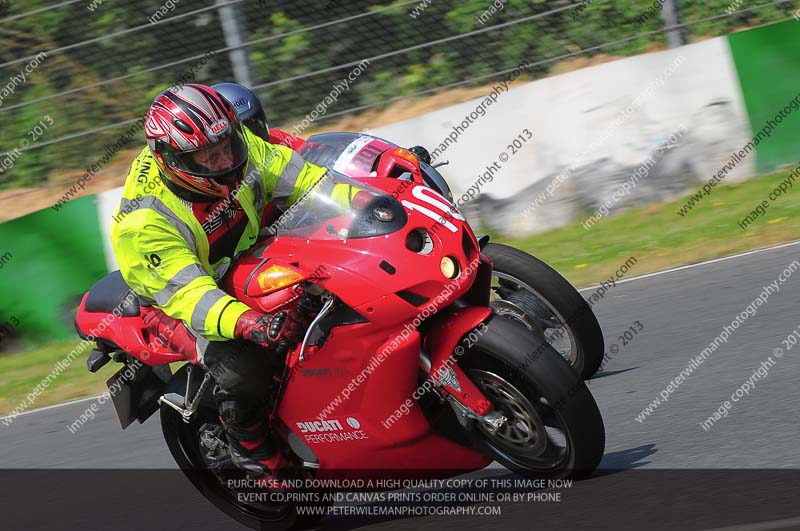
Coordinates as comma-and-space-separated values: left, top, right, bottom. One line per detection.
85, 270, 141, 317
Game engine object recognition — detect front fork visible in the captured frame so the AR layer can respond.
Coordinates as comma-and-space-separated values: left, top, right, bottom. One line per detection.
422, 306, 507, 435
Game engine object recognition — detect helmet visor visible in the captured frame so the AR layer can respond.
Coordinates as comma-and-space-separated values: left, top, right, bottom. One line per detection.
243, 114, 270, 141
173, 129, 249, 178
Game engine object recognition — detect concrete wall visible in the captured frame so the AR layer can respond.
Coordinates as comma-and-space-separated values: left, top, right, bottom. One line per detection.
371, 36, 755, 235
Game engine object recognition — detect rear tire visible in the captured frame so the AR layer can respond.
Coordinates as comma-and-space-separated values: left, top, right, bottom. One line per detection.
484, 243, 605, 379
160, 364, 327, 531
459, 316, 605, 479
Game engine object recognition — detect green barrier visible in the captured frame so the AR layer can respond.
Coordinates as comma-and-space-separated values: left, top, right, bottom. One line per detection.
728, 20, 800, 173
0, 195, 107, 342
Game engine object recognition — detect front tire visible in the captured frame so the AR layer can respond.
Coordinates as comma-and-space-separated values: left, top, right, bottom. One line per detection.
459, 316, 605, 479
484, 243, 605, 379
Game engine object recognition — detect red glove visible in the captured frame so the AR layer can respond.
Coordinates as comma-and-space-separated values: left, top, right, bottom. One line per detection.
141, 307, 198, 358
234, 309, 306, 351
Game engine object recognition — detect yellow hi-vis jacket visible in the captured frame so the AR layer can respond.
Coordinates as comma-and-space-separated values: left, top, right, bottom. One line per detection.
110, 127, 328, 342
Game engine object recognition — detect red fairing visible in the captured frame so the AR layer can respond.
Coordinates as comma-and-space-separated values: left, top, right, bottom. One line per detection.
298, 136, 394, 178
424, 306, 493, 416
222, 175, 492, 476
76, 163, 495, 478
278, 326, 490, 475
75, 294, 197, 366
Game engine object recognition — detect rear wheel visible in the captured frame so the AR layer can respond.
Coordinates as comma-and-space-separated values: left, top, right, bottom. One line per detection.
459, 316, 605, 479
160, 364, 328, 531
484, 243, 605, 379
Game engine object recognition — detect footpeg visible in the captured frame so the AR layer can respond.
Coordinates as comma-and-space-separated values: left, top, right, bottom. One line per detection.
158, 370, 213, 423
86, 349, 111, 373
158, 393, 187, 415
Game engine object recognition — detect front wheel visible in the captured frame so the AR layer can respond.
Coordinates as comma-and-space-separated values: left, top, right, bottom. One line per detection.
459, 316, 605, 479
484, 242, 605, 379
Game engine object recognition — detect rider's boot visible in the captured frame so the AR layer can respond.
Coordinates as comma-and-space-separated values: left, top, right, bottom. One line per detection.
216, 390, 294, 482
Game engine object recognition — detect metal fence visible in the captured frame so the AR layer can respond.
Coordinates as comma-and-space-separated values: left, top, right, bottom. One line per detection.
0, 0, 797, 198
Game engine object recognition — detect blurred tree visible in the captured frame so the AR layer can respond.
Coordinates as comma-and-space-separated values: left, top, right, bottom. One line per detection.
0, 0, 794, 190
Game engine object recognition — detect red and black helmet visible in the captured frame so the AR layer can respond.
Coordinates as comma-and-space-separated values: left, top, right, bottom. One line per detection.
145, 83, 249, 200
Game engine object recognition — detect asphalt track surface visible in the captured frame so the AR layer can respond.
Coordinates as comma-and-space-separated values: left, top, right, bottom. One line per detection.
3, 242, 800, 530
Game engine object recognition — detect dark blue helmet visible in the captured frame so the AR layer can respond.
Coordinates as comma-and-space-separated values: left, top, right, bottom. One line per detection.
212, 82, 270, 140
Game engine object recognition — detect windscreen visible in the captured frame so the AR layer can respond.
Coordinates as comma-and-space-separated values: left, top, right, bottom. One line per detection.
272, 170, 407, 241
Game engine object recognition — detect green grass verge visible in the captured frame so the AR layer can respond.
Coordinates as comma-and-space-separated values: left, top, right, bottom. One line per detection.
1, 168, 798, 416
0, 339, 119, 420
496, 168, 800, 287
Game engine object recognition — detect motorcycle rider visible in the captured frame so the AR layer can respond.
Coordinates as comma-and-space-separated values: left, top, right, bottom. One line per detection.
111, 83, 328, 479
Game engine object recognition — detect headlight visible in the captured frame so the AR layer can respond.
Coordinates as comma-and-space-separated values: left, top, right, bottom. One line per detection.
440, 256, 460, 279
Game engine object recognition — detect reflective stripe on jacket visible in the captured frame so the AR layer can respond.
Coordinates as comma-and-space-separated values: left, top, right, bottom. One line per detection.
110, 127, 328, 341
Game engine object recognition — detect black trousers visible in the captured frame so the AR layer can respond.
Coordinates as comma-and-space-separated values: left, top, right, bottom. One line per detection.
202, 339, 280, 426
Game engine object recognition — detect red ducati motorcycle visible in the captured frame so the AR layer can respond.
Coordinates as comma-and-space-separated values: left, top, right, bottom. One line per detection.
75, 151, 605, 530
298, 133, 606, 379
